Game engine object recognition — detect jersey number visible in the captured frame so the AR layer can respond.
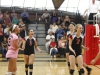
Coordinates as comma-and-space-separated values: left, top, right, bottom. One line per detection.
8, 36, 12, 46
76, 38, 80, 44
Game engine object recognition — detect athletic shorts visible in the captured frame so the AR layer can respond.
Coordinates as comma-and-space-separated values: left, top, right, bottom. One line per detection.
69, 51, 82, 57
24, 49, 35, 55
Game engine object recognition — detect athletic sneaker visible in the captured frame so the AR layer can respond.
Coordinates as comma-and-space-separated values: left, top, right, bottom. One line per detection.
87, 67, 92, 75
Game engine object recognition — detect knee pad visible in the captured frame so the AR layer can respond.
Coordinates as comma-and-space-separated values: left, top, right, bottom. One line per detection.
70, 69, 74, 75
67, 62, 70, 67
29, 64, 33, 69
25, 64, 29, 68
6, 72, 12, 75
12, 72, 17, 75
76, 63, 78, 67
80, 68, 85, 74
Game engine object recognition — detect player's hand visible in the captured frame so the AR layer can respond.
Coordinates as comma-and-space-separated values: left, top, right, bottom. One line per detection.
72, 50, 76, 56
39, 50, 42, 53
84, 47, 89, 50
90, 59, 96, 65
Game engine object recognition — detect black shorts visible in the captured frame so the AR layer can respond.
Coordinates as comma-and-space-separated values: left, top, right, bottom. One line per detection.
24, 49, 35, 56
69, 51, 82, 57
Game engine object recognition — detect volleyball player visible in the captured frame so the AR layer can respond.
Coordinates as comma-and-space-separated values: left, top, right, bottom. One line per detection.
6, 24, 22, 75
69, 24, 89, 75
66, 22, 75, 72
21, 29, 42, 75
91, 32, 100, 64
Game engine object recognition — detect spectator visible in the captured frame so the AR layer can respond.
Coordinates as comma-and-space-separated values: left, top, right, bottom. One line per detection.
56, 25, 64, 40
12, 16, 19, 24
45, 31, 55, 53
0, 11, 3, 24
83, 0, 100, 24
4, 10, 10, 19
47, 24, 54, 34
51, 10, 58, 23
4, 25, 11, 38
4, 14, 11, 25
11, 10, 17, 20
0, 24, 4, 43
41, 9, 50, 23
56, 17, 62, 25
64, 16, 70, 27
52, 22, 58, 33
50, 38, 58, 58
62, 22, 69, 34
58, 36, 66, 57
1, 37, 8, 58
19, 18, 24, 27
21, 9, 30, 23
20, 24, 27, 38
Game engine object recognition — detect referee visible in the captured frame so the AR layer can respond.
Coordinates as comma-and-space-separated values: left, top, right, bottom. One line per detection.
83, 0, 100, 24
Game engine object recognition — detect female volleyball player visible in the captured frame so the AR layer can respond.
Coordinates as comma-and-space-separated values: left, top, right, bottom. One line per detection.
6, 24, 22, 75
69, 24, 89, 75
66, 22, 75, 72
91, 32, 100, 64
21, 29, 42, 75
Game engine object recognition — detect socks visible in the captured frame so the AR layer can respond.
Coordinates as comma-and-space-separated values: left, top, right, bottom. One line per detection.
30, 72, 32, 75
78, 71, 81, 75
25, 70, 28, 75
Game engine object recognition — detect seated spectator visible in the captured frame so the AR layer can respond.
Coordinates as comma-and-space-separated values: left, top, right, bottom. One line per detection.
0, 11, 3, 24
47, 24, 54, 34
1, 37, 8, 58
20, 24, 27, 38
4, 10, 10, 19
52, 22, 58, 33
50, 38, 58, 58
56, 25, 64, 40
56, 17, 62, 25
4, 14, 11, 25
64, 16, 70, 27
21, 9, 30, 23
41, 9, 50, 23
58, 36, 66, 57
11, 10, 17, 20
0, 24, 4, 43
19, 18, 24, 27
4, 25, 11, 38
62, 22, 69, 34
12, 16, 19, 24
45, 31, 55, 53
51, 10, 58, 23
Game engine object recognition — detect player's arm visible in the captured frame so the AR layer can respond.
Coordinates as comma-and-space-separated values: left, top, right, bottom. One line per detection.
69, 37, 74, 52
13, 39, 21, 50
34, 40, 42, 53
20, 39, 26, 50
81, 38, 89, 50
13, 37, 22, 50
94, 44, 100, 62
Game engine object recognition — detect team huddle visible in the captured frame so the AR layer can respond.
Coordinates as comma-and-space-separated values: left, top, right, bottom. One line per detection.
5, 24, 100, 75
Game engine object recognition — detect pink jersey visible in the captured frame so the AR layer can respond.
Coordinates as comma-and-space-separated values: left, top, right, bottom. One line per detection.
6, 33, 19, 58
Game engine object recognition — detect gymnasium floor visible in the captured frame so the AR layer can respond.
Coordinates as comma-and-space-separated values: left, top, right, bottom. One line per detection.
0, 54, 100, 75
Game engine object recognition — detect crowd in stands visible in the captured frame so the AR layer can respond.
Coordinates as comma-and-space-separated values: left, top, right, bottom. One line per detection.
44, 9, 77, 58
0, 8, 81, 58
0, 9, 29, 58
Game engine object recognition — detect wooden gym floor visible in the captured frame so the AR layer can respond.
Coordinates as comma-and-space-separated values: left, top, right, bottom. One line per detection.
0, 54, 100, 75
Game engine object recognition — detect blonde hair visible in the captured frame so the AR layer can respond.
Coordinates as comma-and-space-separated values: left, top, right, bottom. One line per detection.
75, 24, 82, 32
